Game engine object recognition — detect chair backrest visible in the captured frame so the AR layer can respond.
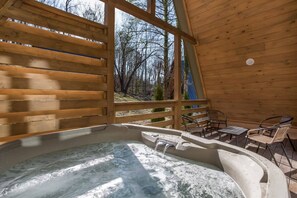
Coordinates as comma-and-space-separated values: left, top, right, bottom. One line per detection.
260, 115, 294, 129
271, 124, 291, 143
280, 116, 294, 125
207, 110, 226, 121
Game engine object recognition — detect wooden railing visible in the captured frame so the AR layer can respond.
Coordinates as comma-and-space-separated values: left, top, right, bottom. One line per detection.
114, 99, 209, 129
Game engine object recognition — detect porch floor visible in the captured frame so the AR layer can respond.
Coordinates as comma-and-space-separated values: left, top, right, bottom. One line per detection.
196, 131, 297, 197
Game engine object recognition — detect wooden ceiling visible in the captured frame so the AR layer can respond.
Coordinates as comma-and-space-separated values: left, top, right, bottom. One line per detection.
184, 0, 297, 125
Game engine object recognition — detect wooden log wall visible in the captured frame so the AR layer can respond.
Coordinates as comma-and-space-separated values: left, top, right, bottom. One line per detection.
185, 0, 297, 126
0, 0, 110, 141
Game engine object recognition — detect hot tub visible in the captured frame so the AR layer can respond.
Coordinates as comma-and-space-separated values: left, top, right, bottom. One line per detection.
0, 124, 290, 198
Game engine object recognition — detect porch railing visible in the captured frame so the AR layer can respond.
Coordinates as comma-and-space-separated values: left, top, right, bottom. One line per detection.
114, 99, 209, 129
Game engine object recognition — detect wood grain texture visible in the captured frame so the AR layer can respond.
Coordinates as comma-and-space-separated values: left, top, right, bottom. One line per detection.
0, 21, 107, 59
185, 0, 297, 126
0, 0, 108, 138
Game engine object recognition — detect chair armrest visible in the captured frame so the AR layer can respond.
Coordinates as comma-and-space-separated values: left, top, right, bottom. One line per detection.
246, 128, 265, 136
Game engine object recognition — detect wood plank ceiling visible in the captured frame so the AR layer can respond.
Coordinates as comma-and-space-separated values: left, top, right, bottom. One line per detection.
185, 0, 297, 125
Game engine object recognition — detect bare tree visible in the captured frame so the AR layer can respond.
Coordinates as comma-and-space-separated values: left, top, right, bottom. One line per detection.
82, 4, 104, 23
115, 16, 156, 96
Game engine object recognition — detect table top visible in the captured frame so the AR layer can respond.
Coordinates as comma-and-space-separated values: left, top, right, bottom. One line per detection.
218, 126, 248, 136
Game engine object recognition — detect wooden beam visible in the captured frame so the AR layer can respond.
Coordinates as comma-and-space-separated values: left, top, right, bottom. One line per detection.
173, 35, 182, 130
100, 0, 196, 44
0, 0, 18, 23
147, 0, 155, 16
105, 1, 115, 124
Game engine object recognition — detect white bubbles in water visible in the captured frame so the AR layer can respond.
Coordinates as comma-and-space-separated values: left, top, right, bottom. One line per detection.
0, 142, 244, 198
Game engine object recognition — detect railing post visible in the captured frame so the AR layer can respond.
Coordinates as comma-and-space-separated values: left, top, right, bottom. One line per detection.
174, 34, 182, 130
147, 0, 156, 16
105, 0, 115, 124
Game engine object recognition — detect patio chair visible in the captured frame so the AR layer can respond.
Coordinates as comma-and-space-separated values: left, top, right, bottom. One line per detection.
182, 114, 208, 137
259, 115, 295, 151
245, 124, 293, 168
207, 110, 227, 132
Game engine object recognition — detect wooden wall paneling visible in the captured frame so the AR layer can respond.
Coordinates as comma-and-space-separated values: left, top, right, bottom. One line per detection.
192, 0, 297, 38
185, 0, 297, 126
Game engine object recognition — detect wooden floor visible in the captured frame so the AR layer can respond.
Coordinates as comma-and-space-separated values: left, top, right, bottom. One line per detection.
196, 131, 297, 197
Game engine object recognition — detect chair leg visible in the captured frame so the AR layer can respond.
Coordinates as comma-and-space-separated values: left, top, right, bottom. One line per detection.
287, 134, 296, 152
280, 142, 293, 168
202, 131, 206, 138
267, 144, 279, 167
256, 143, 261, 153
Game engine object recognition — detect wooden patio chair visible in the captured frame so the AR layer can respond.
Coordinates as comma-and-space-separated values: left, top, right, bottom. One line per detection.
245, 124, 293, 168
207, 110, 227, 133
182, 114, 208, 137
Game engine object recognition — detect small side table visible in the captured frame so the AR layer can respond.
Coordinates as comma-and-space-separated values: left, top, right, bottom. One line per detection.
218, 126, 248, 146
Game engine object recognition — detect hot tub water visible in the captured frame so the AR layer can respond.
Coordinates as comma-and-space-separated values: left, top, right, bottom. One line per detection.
0, 141, 244, 198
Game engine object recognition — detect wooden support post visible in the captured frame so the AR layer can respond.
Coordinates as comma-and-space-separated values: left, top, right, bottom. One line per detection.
105, 1, 115, 124
147, 0, 155, 16
174, 34, 182, 130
